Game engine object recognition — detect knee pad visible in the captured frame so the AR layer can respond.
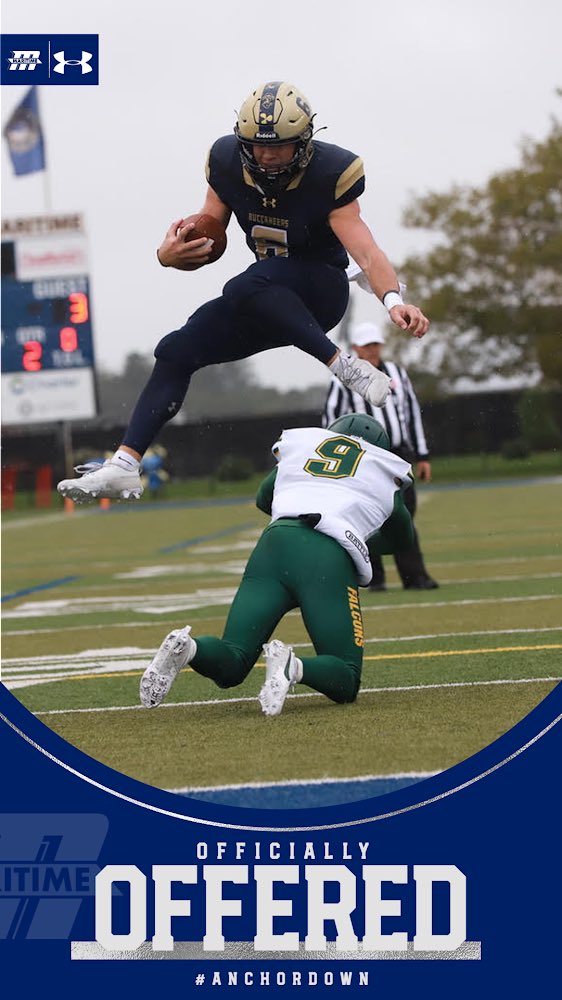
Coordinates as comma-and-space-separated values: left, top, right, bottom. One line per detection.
154, 328, 192, 366
341, 670, 361, 704
347, 679, 361, 703
214, 666, 249, 690
222, 270, 269, 309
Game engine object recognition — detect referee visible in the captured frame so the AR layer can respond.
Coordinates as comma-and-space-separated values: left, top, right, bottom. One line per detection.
323, 321, 438, 591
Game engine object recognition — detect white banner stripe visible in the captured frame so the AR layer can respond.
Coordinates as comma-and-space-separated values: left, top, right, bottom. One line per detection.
71, 939, 481, 961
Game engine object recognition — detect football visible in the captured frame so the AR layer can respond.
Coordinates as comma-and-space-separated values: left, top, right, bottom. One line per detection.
180, 213, 227, 268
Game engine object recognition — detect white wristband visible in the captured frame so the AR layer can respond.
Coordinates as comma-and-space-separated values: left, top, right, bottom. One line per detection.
382, 290, 404, 311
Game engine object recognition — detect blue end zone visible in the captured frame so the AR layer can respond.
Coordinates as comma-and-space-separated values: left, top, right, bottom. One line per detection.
176, 775, 434, 810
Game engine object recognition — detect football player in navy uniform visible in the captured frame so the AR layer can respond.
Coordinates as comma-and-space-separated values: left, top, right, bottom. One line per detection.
58, 82, 429, 503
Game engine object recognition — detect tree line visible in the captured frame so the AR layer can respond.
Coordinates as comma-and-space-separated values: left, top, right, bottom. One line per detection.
391, 95, 561, 396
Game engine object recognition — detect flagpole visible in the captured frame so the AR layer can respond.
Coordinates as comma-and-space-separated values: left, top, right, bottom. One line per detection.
34, 87, 71, 497
37, 87, 52, 214
41, 164, 53, 214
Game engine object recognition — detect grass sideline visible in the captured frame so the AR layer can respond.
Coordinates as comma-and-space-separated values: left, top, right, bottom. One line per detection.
3, 449, 562, 515
2, 474, 561, 798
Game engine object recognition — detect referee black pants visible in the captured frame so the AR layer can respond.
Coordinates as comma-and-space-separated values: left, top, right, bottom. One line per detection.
370, 484, 431, 587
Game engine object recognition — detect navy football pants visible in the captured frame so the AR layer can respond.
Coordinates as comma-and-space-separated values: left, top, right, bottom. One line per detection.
123, 257, 349, 454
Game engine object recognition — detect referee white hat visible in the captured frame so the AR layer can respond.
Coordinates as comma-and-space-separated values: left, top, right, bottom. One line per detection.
350, 322, 386, 346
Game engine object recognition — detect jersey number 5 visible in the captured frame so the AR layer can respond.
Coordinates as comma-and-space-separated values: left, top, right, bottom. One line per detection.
304, 436, 365, 479
251, 225, 289, 260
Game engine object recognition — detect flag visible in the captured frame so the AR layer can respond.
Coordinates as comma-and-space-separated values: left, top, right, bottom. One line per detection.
2, 86, 46, 176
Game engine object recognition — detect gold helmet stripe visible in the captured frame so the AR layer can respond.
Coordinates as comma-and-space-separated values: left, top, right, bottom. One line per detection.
335, 157, 364, 201
204, 148, 211, 183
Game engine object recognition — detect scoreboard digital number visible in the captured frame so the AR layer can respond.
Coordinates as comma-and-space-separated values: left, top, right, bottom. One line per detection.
1, 222, 98, 425
1, 276, 95, 373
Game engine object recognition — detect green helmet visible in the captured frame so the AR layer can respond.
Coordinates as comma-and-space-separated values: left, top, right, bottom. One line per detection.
328, 413, 390, 450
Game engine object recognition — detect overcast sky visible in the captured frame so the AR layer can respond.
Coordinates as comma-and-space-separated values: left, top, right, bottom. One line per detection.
2, 0, 561, 391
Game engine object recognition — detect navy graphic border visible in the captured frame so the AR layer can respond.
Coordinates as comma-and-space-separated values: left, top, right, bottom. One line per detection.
1, 681, 560, 995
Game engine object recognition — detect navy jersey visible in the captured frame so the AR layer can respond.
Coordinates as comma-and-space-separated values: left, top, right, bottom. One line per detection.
206, 135, 365, 268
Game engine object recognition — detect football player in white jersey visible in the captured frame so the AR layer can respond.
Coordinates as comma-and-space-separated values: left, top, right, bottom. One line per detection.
140, 415, 413, 717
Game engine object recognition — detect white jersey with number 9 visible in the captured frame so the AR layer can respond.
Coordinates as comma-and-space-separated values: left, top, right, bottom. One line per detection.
270, 427, 412, 584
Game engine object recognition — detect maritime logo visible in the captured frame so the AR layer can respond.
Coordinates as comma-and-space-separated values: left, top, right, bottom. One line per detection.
7, 50, 42, 72
0, 814, 108, 939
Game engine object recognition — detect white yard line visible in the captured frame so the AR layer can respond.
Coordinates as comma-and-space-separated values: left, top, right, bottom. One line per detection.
1, 510, 94, 530
3, 625, 562, 690
168, 771, 441, 795
3, 590, 562, 622
32, 676, 561, 716
3, 626, 562, 673
426, 553, 562, 568
2, 647, 152, 666
4, 661, 147, 676
427, 571, 562, 584
5, 663, 149, 686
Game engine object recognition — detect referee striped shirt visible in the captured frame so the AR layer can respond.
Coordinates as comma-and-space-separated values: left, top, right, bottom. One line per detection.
322, 361, 429, 460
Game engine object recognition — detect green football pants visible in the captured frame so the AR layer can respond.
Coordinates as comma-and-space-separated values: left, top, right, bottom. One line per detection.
191, 519, 364, 703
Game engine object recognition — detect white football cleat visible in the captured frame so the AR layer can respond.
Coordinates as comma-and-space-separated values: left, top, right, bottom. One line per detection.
332, 352, 392, 407
258, 639, 301, 717
140, 626, 196, 708
57, 461, 144, 503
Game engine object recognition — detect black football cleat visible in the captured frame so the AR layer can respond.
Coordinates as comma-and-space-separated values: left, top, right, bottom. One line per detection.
404, 577, 439, 590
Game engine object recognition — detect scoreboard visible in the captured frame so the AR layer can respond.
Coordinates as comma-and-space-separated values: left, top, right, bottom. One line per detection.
1, 214, 98, 425
1, 277, 94, 373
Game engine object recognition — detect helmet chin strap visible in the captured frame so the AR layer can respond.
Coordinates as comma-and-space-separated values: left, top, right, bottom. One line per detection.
235, 114, 315, 193
252, 170, 293, 197
238, 143, 312, 194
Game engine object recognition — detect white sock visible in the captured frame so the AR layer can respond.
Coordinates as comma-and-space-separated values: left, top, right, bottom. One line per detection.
112, 449, 140, 471
294, 657, 304, 683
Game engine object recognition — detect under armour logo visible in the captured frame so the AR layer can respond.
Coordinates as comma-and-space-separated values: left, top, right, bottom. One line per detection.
53, 50, 93, 75
8, 50, 42, 71
262, 197, 277, 208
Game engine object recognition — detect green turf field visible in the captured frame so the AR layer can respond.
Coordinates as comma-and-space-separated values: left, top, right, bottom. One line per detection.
2, 476, 561, 794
